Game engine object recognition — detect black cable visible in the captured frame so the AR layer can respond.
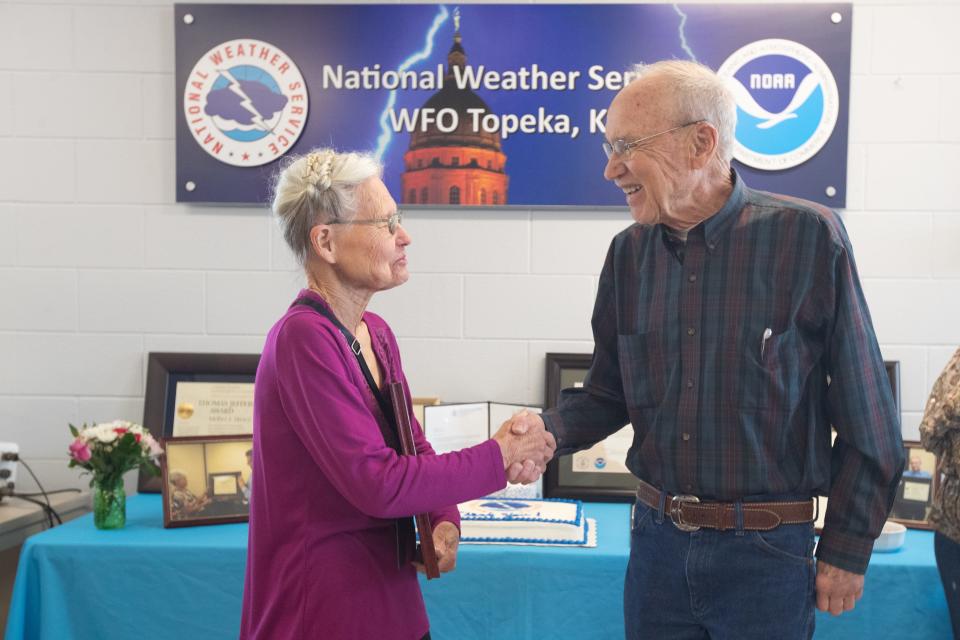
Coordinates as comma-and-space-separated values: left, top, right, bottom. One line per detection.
17, 458, 57, 528
13, 495, 58, 526
12, 495, 63, 527
11, 489, 81, 528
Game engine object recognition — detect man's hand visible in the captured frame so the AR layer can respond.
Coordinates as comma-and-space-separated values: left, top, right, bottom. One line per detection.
815, 560, 864, 616
507, 412, 555, 483
414, 521, 460, 575
492, 411, 556, 484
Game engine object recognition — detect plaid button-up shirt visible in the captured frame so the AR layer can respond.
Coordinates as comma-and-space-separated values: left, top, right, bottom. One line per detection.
542, 172, 904, 574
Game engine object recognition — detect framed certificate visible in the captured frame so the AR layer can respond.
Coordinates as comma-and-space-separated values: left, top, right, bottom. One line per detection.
542, 353, 638, 502
412, 396, 441, 430
138, 352, 260, 493
423, 401, 543, 498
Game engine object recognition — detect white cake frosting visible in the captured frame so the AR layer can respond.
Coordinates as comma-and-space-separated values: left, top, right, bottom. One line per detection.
458, 497, 589, 545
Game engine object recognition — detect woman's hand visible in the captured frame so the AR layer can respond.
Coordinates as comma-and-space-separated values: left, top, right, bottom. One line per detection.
433, 522, 460, 573
415, 521, 460, 575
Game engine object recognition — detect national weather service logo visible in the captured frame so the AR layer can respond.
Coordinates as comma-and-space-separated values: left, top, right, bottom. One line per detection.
183, 39, 308, 167
718, 39, 838, 171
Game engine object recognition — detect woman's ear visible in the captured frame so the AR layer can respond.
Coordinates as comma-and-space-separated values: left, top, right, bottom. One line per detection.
310, 224, 336, 264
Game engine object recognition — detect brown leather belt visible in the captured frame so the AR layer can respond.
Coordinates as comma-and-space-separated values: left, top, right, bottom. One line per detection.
636, 479, 816, 532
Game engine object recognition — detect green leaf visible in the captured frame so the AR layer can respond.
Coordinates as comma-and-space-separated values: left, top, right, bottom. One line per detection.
69, 423, 79, 438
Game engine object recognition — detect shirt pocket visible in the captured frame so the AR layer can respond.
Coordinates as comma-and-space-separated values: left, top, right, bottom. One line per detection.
617, 331, 667, 409
741, 326, 800, 411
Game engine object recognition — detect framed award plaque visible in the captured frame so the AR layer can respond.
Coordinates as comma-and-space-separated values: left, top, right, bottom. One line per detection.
542, 353, 638, 502
138, 352, 260, 493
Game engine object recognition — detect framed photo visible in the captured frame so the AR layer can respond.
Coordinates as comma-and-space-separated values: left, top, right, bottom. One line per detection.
161, 435, 253, 528
138, 352, 260, 493
889, 440, 939, 530
543, 353, 637, 502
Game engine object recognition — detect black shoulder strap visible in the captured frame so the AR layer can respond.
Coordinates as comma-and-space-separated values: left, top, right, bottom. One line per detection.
293, 297, 401, 453
294, 296, 417, 569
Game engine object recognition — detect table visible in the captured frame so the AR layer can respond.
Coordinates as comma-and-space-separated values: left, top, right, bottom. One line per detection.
4, 495, 951, 640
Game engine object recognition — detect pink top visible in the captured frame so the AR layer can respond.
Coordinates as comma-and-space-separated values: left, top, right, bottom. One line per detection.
240, 290, 506, 639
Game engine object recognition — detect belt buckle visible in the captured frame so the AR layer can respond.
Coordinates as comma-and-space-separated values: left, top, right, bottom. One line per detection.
670, 494, 701, 532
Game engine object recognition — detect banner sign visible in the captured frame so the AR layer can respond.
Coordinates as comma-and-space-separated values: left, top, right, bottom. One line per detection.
175, 3, 851, 207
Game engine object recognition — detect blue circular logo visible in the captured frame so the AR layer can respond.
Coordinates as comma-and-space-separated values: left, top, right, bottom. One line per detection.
718, 40, 838, 170
183, 39, 309, 167
594, 457, 606, 469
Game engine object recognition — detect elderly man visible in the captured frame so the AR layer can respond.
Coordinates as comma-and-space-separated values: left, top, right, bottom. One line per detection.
903, 455, 932, 479
514, 60, 903, 638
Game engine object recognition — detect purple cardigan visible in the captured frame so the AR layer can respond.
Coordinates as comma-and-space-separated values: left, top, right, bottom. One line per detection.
240, 290, 506, 640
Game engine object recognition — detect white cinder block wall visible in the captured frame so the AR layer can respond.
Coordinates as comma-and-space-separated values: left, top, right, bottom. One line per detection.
0, 0, 958, 494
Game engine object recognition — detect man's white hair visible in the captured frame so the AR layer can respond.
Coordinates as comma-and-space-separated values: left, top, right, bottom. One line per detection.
627, 60, 737, 165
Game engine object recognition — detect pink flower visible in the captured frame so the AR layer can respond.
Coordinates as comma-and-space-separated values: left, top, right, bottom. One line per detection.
144, 435, 163, 458
69, 439, 92, 463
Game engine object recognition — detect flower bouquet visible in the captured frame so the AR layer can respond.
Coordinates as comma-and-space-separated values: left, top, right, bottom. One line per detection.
68, 421, 163, 529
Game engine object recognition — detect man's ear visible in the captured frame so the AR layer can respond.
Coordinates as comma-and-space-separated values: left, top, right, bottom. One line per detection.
310, 224, 336, 264
689, 122, 719, 170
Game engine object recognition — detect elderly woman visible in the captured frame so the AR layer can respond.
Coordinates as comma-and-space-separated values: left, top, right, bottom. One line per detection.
167, 470, 210, 520
239, 148, 554, 640
920, 347, 960, 637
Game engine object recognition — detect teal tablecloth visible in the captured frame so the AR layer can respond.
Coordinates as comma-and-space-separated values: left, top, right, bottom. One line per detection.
4, 495, 951, 639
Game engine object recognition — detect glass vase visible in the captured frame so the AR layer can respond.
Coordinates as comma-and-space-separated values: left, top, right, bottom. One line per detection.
93, 476, 126, 530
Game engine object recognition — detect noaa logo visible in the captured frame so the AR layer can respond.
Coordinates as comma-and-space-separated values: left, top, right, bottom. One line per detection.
183, 39, 308, 167
479, 500, 528, 511
718, 39, 838, 170
594, 457, 606, 470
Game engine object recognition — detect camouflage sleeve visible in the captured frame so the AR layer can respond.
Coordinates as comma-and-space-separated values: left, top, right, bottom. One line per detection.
920, 347, 960, 455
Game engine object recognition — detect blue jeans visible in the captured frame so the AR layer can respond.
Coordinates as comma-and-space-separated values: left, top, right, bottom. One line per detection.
624, 499, 816, 640
934, 531, 960, 638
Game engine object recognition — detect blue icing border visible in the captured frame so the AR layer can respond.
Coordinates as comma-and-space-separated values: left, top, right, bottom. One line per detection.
461, 517, 591, 546
460, 497, 582, 526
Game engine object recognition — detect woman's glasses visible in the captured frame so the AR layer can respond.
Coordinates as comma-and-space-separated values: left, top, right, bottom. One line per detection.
329, 211, 403, 235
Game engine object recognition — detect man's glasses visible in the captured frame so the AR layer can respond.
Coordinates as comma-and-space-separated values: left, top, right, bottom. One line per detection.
602, 120, 705, 160
329, 211, 403, 235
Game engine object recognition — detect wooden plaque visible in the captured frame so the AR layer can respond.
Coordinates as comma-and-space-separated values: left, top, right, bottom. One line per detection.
389, 382, 441, 579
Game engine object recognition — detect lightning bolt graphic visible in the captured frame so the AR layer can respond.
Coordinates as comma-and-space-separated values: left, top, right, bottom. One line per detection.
219, 68, 272, 134
672, 4, 697, 62
374, 5, 450, 161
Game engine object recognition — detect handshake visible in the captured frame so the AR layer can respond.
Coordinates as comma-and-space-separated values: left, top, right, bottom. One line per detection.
492, 412, 556, 485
